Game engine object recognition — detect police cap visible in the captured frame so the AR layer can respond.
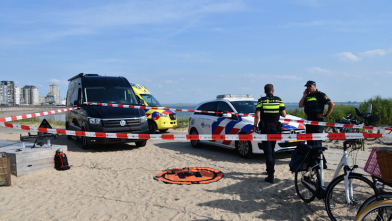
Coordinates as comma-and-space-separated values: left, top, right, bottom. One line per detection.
304, 80, 316, 86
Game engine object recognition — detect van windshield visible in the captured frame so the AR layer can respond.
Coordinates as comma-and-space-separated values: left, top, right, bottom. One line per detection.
84, 87, 139, 105
230, 101, 258, 114
140, 94, 162, 107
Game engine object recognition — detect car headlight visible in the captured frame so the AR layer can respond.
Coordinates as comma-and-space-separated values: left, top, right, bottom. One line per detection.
158, 113, 168, 118
89, 118, 101, 125
140, 116, 147, 124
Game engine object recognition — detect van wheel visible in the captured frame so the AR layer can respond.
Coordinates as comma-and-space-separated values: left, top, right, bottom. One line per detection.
81, 128, 91, 150
65, 123, 73, 140
190, 129, 202, 148
235, 140, 254, 158
159, 129, 168, 133
148, 121, 157, 134
136, 140, 147, 147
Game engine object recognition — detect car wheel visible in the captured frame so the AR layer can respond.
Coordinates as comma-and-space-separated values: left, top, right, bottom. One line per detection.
235, 140, 254, 158
65, 123, 73, 140
190, 129, 202, 148
135, 140, 147, 147
159, 129, 169, 133
148, 121, 157, 134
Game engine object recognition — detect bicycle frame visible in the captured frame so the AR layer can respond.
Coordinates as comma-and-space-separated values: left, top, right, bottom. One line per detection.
305, 143, 358, 202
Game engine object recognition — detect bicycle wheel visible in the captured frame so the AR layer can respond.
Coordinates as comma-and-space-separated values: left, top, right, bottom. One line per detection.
294, 168, 318, 203
357, 193, 392, 214
364, 129, 377, 141
377, 129, 392, 145
354, 200, 392, 221
325, 173, 379, 221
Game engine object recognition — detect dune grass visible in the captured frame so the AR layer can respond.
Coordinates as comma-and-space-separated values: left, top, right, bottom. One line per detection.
287, 96, 392, 126
11, 117, 65, 129
174, 118, 189, 130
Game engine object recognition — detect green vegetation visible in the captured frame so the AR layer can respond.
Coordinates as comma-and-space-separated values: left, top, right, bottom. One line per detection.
360, 95, 392, 126
287, 96, 392, 126
174, 118, 189, 129
12, 117, 65, 129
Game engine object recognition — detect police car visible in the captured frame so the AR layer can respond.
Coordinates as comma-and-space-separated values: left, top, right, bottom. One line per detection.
188, 94, 306, 158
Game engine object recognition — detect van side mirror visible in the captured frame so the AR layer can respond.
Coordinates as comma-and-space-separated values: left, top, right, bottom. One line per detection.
138, 99, 145, 106
73, 100, 81, 107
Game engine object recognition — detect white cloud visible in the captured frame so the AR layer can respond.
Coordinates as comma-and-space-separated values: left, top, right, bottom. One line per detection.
158, 85, 163, 88
143, 78, 151, 82
48, 79, 68, 85
332, 52, 362, 62
306, 67, 331, 74
164, 80, 178, 84
275, 75, 302, 80
386, 71, 392, 75
51, 1, 245, 28
359, 48, 391, 57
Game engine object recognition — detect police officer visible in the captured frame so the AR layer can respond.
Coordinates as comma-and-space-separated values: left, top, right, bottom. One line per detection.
254, 84, 286, 184
299, 80, 335, 147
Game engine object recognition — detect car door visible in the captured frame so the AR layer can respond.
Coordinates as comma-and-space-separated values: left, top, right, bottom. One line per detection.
213, 101, 235, 145
198, 102, 217, 139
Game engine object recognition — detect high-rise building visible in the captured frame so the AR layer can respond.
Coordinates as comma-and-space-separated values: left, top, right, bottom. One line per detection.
0, 81, 15, 105
49, 84, 60, 104
22, 85, 39, 105
14, 86, 21, 105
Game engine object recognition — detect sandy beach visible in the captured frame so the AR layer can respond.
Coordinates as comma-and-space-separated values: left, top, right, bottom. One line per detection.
1, 110, 392, 220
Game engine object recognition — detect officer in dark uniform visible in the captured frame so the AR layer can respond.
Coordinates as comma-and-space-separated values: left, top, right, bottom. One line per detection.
299, 80, 335, 147
254, 84, 286, 184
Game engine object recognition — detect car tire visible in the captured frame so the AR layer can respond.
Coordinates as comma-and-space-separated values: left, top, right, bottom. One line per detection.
190, 129, 202, 148
159, 129, 169, 133
65, 123, 73, 140
148, 121, 157, 134
135, 140, 147, 147
235, 140, 254, 158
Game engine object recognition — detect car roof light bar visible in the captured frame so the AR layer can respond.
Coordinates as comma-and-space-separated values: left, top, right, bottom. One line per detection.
216, 94, 253, 99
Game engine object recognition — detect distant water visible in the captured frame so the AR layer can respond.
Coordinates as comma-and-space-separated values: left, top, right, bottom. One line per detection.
40, 102, 360, 122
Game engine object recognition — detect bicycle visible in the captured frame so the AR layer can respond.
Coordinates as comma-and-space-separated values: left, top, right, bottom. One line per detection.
355, 200, 392, 221
354, 150, 392, 220
355, 107, 380, 142
324, 114, 358, 143
293, 140, 379, 221
355, 178, 392, 220
376, 126, 392, 145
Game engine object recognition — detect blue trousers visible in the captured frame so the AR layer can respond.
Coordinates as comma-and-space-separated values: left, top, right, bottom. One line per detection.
258, 125, 278, 175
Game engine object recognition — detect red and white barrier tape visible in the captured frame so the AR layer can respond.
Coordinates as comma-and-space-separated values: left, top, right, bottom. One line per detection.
1, 121, 392, 141
84, 102, 392, 132
0, 107, 78, 123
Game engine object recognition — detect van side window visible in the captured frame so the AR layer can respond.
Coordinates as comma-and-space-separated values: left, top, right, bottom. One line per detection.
66, 82, 76, 106
217, 102, 233, 117
202, 102, 217, 116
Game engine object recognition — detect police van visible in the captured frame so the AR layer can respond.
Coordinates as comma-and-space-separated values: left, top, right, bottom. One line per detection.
131, 84, 177, 133
188, 94, 306, 158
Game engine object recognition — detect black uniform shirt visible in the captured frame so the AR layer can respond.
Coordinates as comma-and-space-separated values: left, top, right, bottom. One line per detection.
304, 90, 331, 118
255, 94, 285, 125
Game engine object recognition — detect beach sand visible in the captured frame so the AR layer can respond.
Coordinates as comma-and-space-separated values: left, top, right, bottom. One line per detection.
1, 110, 391, 220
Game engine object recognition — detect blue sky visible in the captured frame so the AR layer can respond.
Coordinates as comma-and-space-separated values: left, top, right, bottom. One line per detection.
1, 0, 391, 104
